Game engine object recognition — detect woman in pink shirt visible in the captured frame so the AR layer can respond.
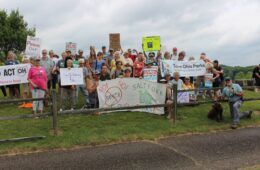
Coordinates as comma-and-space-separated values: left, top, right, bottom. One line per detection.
133, 53, 145, 78
28, 57, 48, 115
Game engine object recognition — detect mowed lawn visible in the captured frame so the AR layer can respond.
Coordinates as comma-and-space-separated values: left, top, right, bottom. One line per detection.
0, 90, 260, 154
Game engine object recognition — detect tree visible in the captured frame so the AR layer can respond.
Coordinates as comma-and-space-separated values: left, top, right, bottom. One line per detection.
0, 9, 35, 54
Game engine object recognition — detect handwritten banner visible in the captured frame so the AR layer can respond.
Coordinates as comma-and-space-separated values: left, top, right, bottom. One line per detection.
0, 64, 31, 85
160, 60, 206, 77
60, 68, 84, 86
97, 78, 167, 114
25, 36, 41, 58
143, 66, 158, 82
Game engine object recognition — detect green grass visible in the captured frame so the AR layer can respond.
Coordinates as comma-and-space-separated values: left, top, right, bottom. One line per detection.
0, 90, 260, 154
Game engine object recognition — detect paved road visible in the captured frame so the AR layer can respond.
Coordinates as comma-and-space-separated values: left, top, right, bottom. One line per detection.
1, 127, 260, 170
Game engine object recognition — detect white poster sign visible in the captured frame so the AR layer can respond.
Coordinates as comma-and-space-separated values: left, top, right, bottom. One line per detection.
177, 92, 190, 103
25, 36, 41, 58
204, 73, 213, 88
60, 68, 84, 86
66, 42, 77, 55
0, 64, 31, 85
160, 60, 206, 77
143, 66, 158, 82
97, 78, 167, 114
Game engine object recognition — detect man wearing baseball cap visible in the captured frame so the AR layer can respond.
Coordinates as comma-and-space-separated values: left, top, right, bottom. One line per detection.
220, 77, 252, 129
171, 47, 178, 60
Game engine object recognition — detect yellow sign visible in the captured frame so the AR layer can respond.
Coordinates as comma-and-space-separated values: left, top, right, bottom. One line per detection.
142, 36, 161, 52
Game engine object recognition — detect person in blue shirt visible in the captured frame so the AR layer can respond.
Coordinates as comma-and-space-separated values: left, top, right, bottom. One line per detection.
92, 52, 106, 73
220, 77, 252, 129
5, 51, 20, 98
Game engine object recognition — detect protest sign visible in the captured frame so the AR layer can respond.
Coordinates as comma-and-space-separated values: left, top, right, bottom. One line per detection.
160, 60, 206, 77
66, 42, 77, 55
177, 92, 190, 103
25, 36, 41, 58
142, 36, 161, 52
0, 64, 30, 85
204, 73, 213, 88
143, 66, 158, 82
97, 78, 167, 114
60, 68, 84, 86
109, 33, 121, 51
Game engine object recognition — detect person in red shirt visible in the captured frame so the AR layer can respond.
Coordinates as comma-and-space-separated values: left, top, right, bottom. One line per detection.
128, 49, 138, 63
133, 52, 145, 78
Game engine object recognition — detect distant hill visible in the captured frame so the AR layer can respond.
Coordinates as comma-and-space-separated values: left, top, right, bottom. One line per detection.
221, 65, 256, 80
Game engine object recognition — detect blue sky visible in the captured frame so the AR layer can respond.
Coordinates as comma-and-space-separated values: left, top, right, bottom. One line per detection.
1, 0, 260, 66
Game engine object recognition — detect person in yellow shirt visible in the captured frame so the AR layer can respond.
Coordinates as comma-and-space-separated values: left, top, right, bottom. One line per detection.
182, 77, 195, 90
110, 51, 125, 71
182, 77, 196, 101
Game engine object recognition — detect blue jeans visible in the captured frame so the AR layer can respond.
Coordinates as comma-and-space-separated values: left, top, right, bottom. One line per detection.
76, 84, 90, 105
31, 89, 45, 111
229, 100, 250, 124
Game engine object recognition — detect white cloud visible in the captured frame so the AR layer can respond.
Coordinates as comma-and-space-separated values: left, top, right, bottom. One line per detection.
1, 0, 260, 66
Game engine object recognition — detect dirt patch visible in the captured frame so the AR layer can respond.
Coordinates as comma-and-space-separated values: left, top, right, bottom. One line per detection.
254, 111, 260, 116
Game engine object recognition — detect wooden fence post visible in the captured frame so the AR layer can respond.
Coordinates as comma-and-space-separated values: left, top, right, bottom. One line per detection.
52, 90, 58, 135
172, 84, 178, 124
173, 84, 178, 123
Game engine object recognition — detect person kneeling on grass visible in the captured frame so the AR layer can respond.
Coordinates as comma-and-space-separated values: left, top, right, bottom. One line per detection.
219, 77, 252, 129
28, 57, 48, 115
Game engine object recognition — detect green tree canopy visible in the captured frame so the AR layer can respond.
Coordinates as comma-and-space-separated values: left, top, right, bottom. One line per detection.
0, 9, 35, 55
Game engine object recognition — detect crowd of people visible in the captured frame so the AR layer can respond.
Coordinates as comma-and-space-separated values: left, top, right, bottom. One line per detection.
0, 46, 259, 128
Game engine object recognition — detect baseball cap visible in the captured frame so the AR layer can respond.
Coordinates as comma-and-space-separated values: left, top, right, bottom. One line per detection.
124, 67, 132, 73
173, 47, 177, 51
225, 77, 231, 81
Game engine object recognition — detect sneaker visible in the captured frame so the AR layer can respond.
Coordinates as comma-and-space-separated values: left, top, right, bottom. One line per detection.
231, 123, 238, 129
247, 111, 253, 119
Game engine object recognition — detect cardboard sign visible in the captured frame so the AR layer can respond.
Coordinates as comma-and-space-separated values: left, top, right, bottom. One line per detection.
109, 33, 121, 51
25, 36, 41, 58
142, 36, 161, 52
97, 78, 167, 114
60, 68, 84, 85
66, 42, 77, 55
0, 64, 31, 85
